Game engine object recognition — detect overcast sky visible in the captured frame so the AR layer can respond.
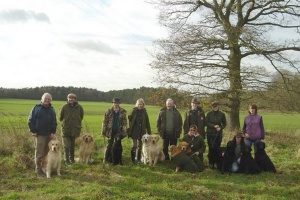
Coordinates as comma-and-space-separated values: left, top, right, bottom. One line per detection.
0, 0, 167, 91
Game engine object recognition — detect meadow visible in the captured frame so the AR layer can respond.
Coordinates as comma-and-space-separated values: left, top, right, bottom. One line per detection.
0, 99, 299, 200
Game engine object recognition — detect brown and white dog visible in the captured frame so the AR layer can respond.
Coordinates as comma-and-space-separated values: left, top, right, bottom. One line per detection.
178, 141, 192, 155
148, 134, 165, 166
42, 138, 62, 178
78, 134, 94, 164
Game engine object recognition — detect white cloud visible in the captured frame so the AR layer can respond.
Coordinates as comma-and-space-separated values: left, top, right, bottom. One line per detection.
0, 0, 167, 91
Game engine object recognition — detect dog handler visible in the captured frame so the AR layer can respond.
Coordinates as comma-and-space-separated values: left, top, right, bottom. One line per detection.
102, 98, 127, 165
28, 93, 57, 177
59, 93, 84, 165
127, 98, 151, 164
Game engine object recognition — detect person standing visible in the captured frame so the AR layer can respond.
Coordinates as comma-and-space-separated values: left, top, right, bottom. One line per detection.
102, 98, 127, 165
157, 98, 182, 160
206, 101, 226, 168
128, 98, 151, 164
59, 93, 84, 165
28, 93, 57, 177
242, 104, 265, 153
183, 97, 206, 138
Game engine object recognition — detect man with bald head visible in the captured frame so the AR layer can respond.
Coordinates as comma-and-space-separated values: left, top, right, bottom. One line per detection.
157, 98, 182, 160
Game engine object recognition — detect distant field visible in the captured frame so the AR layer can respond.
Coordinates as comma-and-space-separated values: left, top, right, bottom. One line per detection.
0, 99, 300, 200
0, 98, 299, 134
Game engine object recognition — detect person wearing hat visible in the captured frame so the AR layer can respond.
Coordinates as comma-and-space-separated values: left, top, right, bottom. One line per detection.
127, 98, 151, 164
183, 97, 206, 137
205, 101, 226, 168
102, 97, 127, 165
59, 93, 84, 165
157, 98, 183, 160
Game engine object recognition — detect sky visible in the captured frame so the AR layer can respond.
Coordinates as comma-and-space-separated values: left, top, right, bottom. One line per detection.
0, 0, 167, 91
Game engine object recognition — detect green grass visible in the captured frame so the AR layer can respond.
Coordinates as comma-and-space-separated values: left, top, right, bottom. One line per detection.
0, 99, 300, 200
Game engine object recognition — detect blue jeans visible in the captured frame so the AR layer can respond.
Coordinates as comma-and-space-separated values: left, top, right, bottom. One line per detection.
244, 139, 261, 153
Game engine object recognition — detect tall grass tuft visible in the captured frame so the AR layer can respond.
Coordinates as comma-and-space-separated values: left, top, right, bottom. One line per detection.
0, 123, 35, 170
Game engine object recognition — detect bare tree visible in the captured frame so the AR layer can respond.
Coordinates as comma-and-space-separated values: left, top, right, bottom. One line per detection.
151, 0, 300, 130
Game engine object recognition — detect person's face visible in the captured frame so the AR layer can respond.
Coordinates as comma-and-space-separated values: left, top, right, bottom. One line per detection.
236, 136, 242, 144
137, 103, 144, 110
191, 102, 198, 110
42, 96, 51, 106
113, 102, 120, 109
189, 128, 197, 136
249, 107, 256, 115
166, 100, 174, 109
67, 96, 76, 104
212, 105, 219, 111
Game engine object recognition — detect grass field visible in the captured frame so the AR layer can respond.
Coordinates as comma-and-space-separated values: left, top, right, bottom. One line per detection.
0, 99, 300, 200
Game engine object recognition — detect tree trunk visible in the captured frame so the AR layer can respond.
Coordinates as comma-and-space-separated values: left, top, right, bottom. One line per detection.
228, 38, 242, 131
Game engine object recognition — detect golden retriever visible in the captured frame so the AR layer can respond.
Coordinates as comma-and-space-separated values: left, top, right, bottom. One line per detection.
42, 138, 62, 178
78, 134, 94, 164
148, 134, 165, 166
141, 133, 151, 164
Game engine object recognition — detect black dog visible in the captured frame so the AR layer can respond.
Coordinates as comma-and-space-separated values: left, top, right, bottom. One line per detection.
220, 140, 260, 174
255, 141, 276, 173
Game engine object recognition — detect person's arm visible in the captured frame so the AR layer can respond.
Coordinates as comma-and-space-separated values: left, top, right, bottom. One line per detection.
51, 108, 57, 134
80, 105, 84, 120
177, 111, 183, 138
59, 105, 64, 122
156, 111, 163, 137
28, 106, 37, 133
205, 113, 215, 128
260, 116, 265, 139
183, 111, 189, 135
101, 111, 109, 136
145, 110, 151, 135
221, 112, 227, 130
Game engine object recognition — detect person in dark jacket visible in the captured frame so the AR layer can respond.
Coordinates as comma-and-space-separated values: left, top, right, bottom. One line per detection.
182, 124, 206, 171
183, 97, 206, 138
59, 93, 84, 165
157, 98, 182, 160
102, 98, 127, 165
206, 101, 226, 168
28, 93, 57, 177
242, 104, 265, 153
128, 98, 151, 164
221, 132, 260, 174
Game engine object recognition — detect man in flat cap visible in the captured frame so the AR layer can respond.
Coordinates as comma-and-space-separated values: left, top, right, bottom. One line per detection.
183, 97, 206, 137
60, 93, 84, 165
102, 97, 127, 165
205, 101, 226, 169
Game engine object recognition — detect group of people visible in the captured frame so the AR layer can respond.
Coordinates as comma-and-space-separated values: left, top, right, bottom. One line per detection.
28, 92, 267, 176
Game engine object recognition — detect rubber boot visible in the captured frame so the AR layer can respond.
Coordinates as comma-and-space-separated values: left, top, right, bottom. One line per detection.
131, 148, 136, 164
136, 149, 142, 163
64, 148, 71, 165
70, 145, 75, 164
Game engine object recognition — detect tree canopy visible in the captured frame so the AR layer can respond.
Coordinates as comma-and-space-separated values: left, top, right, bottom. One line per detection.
151, 0, 300, 129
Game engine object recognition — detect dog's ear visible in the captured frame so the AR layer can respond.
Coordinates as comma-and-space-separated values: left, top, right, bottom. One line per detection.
90, 136, 94, 142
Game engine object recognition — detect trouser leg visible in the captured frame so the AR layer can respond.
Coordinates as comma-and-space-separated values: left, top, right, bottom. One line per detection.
35, 135, 50, 173
104, 138, 114, 163
163, 138, 170, 160
131, 139, 137, 163
69, 137, 76, 163
136, 139, 142, 162
63, 136, 71, 164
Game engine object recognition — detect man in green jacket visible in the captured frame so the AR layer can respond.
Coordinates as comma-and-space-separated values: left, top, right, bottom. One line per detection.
157, 98, 182, 160
60, 93, 84, 165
